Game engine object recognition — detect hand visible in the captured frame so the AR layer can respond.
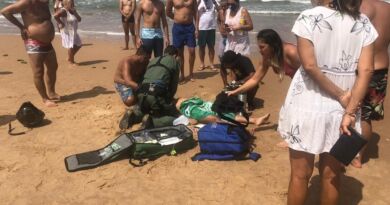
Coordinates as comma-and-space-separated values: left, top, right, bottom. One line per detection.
58, 22, 65, 29
339, 113, 356, 136
136, 37, 143, 48
164, 37, 170, 48
229, 24, 241, 31
226, 90, 237, 96
20, 28, 29, 40
338, 90, 351, 108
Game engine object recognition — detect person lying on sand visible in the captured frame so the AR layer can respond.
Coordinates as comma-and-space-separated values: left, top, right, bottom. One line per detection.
176, 97, 270, 126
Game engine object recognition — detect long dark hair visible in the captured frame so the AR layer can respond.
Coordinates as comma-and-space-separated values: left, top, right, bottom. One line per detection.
257, 29, 284, 80
331, 0, 361, 19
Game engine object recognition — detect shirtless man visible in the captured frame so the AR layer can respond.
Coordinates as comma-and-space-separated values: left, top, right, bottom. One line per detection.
166, 0, 197, 82
352, 0, 390, 168
1, 0, 60, 107
120, 0, 136, 50
135, 0, 170, 57
114, 46, 151, 107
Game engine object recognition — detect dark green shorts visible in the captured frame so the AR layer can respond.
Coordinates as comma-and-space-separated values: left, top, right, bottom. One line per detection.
198, 29, 216, 47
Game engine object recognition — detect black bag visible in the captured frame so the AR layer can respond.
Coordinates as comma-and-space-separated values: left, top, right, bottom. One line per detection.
16, 101, 45, 127
329, 127, 367, 166
9, 102, 45, 136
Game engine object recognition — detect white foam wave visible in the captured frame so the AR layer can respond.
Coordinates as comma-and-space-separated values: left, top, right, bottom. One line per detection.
248, 10, 301, 14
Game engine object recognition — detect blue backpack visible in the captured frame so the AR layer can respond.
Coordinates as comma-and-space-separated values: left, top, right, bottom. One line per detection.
192, 123, 260, 161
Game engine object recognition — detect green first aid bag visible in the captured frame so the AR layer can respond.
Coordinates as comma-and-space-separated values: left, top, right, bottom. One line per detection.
128, 124, 196, 166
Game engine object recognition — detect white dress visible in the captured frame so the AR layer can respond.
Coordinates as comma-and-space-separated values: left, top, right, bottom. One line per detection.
224, 7, 250, 56
278, 7, 378, 154
60, 8, 82, 49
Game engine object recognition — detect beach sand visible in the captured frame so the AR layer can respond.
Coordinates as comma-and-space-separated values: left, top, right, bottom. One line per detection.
0, 34, 389, 205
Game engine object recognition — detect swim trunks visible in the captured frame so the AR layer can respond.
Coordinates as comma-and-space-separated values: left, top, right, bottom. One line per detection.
141, 28, 164, 57
172, 23, 196, 48
121, 14, 134, 23
115, 83, 134, 102
179, 97, 235, 121
361, 68, 388, 121
198, 29, 216, 47
24, 39, 54, 54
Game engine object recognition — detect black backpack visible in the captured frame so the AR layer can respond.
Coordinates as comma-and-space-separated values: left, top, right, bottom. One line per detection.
9, 102, 45, 135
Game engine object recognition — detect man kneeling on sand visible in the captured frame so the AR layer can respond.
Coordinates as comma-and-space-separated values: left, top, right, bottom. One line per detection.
113, 46, 151, 107
176, 97, 270, 126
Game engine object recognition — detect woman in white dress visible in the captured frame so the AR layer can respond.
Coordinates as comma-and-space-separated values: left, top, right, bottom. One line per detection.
278, 0, 377, 204
223, 0, 253, 56
54, 0, 82, 65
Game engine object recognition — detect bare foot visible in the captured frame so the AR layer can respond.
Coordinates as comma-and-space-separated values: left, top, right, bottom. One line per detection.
351, 157, 362, 168
255, 113, 270, 126
276, 141, 289, 148
43, 99, 58, 107
48, 93, 61, 102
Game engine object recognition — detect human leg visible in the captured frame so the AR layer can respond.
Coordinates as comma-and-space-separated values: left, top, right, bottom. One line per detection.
129, 22, 136, 49
188, 47, 195, 81
235, 113, 270, 126
288, 149, 315, 205
318, 153, 343, 205
207, 30, 216, 70
44, 50, 60, 101
122, 22, 130, 50
198, 30, 207, 70
28, 53, 57, 107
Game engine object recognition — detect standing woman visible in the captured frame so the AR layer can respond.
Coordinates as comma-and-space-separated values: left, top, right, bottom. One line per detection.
278, 0, 377, 204
54, 0, 82, 65
224, 0, 253, 56
227, 29, 301, 96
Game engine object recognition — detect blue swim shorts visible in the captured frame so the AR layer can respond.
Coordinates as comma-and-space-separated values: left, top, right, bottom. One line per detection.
115, 83, 133, 102
172, 23, 196, 48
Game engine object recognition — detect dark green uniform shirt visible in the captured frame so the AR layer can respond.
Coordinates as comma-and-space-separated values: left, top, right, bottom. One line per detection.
142, 55, 180, 100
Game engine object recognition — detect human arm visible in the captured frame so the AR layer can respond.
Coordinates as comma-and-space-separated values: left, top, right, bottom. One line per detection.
1, 0, 29, 39
297, 36, 350, 105
193, 0, 198, 38
53, 9, 66, 28
72, 9, 81, 22
161, 4, 170, 47
165, 0, 174, 20
129, 0, 136, 16
220, 65, 228, 87
134, 1, 143, 47
340, 43, 374, 135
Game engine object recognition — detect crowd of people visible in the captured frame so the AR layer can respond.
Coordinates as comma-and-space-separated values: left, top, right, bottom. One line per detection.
1, 0, 390, 204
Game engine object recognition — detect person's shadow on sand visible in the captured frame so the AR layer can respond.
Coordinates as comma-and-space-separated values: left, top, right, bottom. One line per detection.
362, 132, 380, 164
305, 174, 363, 205
61, 86, 115, 102
193, 70, 219, 80
77, 60, 108, 66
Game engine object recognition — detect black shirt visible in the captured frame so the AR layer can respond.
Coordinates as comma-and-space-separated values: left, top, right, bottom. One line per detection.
221, 55, 255, 81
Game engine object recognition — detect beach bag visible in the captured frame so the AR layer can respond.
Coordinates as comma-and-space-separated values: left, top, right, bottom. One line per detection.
192, 123, 260, 161
129, 124, 196, 166
8, 101, 45, 135
64, 124, 196, 172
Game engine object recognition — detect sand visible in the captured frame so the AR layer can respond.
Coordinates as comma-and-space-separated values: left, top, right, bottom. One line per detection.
0, 34, 390, 205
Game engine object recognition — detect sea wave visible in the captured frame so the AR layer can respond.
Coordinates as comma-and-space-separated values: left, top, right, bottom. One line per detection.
248, 10, 301, 14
